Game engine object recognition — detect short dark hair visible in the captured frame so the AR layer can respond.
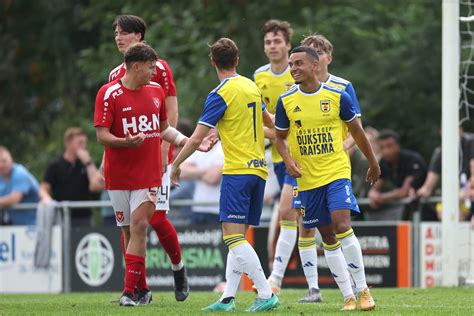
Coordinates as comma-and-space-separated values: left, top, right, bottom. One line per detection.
290, 45, 319, 61
124, 43, 158, 68
177, 118, 194, 138
113, 15, 146, 41
377, 129, 400, 143
262, 19, 293, 44
210, 38, 238, 70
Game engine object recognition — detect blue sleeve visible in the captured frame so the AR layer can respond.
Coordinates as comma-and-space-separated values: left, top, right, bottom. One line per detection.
339, 91, 357, 122
198, 91, 227, 128
345, 82, 361, 116
10, 165, 33, 195
275, 97, 290, 130
261, 100, 266, 111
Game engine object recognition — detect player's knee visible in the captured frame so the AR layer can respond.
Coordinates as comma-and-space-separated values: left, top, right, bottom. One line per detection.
321, 234, 337, 245
280, 206, 297, 220
299, 227, 315, 238
334, 222, 351, 235
131, 217, 149, 235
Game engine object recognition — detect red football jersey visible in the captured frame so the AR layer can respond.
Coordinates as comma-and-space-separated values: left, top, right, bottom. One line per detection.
94, 80, 167, 190
109, 59, 176, 163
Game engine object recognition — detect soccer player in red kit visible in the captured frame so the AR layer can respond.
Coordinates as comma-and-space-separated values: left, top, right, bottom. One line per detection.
109, 15, 189, 302
95, 43, 214, 306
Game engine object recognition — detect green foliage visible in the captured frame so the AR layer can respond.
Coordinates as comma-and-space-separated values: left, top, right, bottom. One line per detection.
1, 0, 443, 178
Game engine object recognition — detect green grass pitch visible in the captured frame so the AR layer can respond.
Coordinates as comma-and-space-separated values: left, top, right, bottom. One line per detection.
0, 288, 473, 315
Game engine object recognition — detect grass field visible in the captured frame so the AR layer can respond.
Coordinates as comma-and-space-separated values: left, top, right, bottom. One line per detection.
0, 288, 473, 315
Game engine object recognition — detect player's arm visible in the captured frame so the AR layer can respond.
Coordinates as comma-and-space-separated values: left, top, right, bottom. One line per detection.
263, 108, 276, 141
96, 127, 145, 147
343, 82, 362, 151
161, 96, 178, 171
343, 92, 380, 185
170, 124, 213, 186
171, 91, 226, 185
274, 97, 302, 178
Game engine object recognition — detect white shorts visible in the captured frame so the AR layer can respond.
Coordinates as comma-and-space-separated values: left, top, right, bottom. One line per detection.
155, 165, 171, 211
108, 187, 158, 227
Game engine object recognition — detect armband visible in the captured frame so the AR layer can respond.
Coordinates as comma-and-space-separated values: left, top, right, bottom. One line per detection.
161, 127, 187, 146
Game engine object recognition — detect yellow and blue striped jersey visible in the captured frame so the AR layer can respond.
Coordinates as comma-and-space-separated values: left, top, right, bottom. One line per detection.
199, 75, 268, 180
253, 64, 294, 163
325, 74, 361, 116
275, 83, 357, 191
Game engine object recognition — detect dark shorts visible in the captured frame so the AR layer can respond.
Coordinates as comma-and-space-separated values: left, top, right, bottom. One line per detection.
299, 179, 360, 228
219, 174, 266, 226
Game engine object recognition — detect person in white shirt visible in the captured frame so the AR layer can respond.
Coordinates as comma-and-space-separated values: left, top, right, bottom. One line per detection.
180, 136, 224, 225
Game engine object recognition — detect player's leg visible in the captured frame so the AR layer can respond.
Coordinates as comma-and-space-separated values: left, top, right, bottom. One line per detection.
267, 161, 287, 267
300, 186, 355, 311
203, 175, 278, 312
151, 165, 188, 301
108, 190, 137, 306
268, 181, 298, 295
328, 179, 374, 311
122, 189, 156, 306
297, 221, 322, 303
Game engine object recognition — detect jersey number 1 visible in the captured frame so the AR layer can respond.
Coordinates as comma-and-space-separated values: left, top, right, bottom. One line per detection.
247, 102, 257, 142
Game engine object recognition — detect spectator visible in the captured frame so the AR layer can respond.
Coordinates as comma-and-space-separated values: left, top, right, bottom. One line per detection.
0, 146, 39, 225
367, 129, 427, 220
39, 127, 104, 226
180, 130, 224, 225
417, 127, 474, 221
350, 126, 380, 199
169, 119, 196, 220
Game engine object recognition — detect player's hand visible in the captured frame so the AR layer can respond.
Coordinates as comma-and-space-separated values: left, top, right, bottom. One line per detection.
365, 163, 381, 186
170, 164, 181, 187
285, 157, 302, 178
125, 131, 145, 147
76, 148, 91, 164
198, 134, 218, 152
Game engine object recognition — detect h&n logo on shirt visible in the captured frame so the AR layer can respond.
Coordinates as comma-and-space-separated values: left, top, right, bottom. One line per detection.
122, 113, 160, 134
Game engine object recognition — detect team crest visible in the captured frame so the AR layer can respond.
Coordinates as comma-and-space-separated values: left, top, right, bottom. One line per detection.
294, 120, 302, 129
320, 100, 330, 113
300, 206, 305, 217
153, 98, 161, 109
115, 211, 124, 223
293, 187, 299, 197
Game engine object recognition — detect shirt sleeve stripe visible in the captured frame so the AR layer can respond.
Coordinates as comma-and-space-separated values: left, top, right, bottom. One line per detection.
275, 125, 289, 131
198, 121, 215, 128
344, 113, 358, 123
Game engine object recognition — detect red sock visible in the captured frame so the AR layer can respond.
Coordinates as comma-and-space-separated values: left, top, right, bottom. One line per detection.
124, 253, 145, 294
150, 211, 182, 265
137, 257, 148, 290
